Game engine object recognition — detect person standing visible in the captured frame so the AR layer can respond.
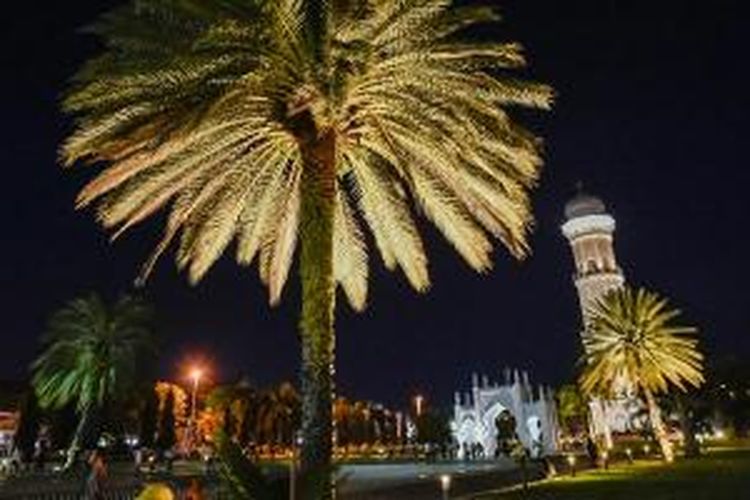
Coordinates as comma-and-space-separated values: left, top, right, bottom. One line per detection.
85, 449, 107, 500
134, 446, 144, 474
185, 478, 204, 500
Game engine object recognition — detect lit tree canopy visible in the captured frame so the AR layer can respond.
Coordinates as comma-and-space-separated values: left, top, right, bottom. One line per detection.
61, 0, 552, 487
580, 287, 704, 397
61, 0, 553, 310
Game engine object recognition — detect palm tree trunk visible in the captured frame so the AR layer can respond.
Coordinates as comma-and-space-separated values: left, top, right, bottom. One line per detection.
64, 404, 94, 470
643, 388, 674, 462
298, 126, 337, 499
676, 395, 700, 458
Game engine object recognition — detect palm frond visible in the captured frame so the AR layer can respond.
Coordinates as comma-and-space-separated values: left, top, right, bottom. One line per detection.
62, 0, 550, 307
580, 287, 704, 398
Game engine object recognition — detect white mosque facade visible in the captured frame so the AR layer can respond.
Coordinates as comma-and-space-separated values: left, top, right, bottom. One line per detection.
451, 371, 560, 459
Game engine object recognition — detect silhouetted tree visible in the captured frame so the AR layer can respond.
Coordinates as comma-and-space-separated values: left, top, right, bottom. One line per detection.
557, 384, 588, 437
156, 390, 176, 451
139, 387, 158, 448
416, 411, 452, 447
13, 391, 41, 463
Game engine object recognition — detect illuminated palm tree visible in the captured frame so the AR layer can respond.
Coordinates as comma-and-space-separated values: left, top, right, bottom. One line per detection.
31, 294, 153, 467
60, 1, 551, 491
580, 287, 704, 462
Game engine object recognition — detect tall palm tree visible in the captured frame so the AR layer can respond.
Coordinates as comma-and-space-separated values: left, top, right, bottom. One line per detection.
31, 294, 154, 467
60, 1, 551, 492
579, 287, 704, 462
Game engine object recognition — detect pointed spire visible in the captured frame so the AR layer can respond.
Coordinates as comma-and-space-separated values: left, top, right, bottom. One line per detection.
472, 372, 479, 389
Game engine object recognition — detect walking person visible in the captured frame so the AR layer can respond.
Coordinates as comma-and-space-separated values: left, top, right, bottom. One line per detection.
85, 449, 107, 500
185, 478, 204, 500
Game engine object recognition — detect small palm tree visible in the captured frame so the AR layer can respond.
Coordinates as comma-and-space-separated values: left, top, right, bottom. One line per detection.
31, 294, 154, 467
207, 380, 258, 442
60, 1, 551, 491
257, 382, 301, 447
556, 383, 589, 437
580, 287, 704, 462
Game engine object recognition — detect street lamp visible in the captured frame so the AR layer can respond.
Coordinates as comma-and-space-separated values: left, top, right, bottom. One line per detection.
188, 368, 203, 452
414, 394, 424, 417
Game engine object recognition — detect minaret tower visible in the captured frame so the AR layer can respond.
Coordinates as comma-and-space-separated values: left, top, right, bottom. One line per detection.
561, 188, 635, 446
561, 189, 625, 326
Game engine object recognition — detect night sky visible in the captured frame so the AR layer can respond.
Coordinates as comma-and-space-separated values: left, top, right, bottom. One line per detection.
1, 1, 748, 410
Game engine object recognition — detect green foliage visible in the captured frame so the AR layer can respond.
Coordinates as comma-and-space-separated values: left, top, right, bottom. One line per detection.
31, 294, 155, 413
484, 447, 750, 500
31, 293, 154, 463
557, 384, 588, 436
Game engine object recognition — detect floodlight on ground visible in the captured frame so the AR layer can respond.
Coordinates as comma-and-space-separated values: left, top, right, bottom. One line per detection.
440, 474, 452, 500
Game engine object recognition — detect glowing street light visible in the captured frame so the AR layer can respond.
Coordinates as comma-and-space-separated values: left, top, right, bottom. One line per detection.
414, 394, 424, 417
440, 474, 452, 500
567, 454, 577, 477
190, 368, 203, 421
626, 447, 633, 463
642, 444, 651, 456
187, 367, 204, 453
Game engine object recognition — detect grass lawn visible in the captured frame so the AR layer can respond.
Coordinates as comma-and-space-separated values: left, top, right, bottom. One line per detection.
474, 445, 750, 500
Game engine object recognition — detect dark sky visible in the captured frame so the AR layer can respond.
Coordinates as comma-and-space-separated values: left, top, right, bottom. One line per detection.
1, 0, 748, 410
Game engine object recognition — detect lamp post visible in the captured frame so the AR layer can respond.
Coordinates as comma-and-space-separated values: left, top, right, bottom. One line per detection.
414, 395, 424, 417
189, 368, 203, 453
290, 432, 303, 500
